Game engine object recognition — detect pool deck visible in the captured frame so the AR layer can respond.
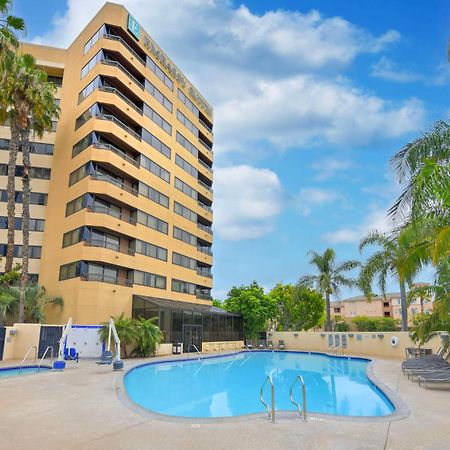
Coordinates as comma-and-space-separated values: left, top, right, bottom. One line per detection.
1, 354, 449, 450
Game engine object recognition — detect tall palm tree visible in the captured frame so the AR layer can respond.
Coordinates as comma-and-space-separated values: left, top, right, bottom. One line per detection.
1, 53, 59, 320
359, 227, 427, 331
300, 248, 359, 331
0, 0, 24, 52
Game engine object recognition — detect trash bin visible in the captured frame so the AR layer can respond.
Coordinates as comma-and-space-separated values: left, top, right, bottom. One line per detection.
172, 342, 182, 354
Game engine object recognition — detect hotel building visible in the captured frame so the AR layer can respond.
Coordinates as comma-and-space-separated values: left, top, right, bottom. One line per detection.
0, 2, 243, 349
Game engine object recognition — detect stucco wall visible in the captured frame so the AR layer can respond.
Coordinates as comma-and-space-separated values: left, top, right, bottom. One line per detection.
202, 341, 244, 353
269, 331, 443, 360
2, 323, 41, 361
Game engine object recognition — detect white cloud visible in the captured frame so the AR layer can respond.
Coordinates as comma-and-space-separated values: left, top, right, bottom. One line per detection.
310, 157, 354, 180
296, 187, 339, 216
322, 207, 392, 244
213, 165, 284, 240
371, 57, 422, 83
30, 1, 422, 155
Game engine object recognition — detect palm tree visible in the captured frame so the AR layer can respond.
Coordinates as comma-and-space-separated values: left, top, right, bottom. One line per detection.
300, 248, 359, 331
99, 314, 138, 358
359, 227, 427, 331
134, 316, 163, 357
0, 0, 24, 52
1, 53, 59, 320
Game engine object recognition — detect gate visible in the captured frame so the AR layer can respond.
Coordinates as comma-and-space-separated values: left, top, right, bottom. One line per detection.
38, 326, 63, 358
0, 327, 5, 360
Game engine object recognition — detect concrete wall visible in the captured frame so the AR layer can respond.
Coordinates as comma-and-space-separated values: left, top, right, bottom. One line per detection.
270, 331, 443, 360
2, 323, 42, 361
202, 341, 244, 353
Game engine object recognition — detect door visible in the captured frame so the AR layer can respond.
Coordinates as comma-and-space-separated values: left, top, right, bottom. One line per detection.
0, 327, 5, 360
38, 326, 63, 358
183, 325, 202, 353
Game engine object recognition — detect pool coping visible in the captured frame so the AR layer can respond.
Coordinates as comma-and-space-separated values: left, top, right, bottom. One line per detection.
115, 350, 410, 424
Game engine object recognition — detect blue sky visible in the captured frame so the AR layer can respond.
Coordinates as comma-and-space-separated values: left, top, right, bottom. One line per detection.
12, 0, 450, 299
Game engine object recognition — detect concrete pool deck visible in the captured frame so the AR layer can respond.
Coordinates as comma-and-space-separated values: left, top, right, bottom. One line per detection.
0, 354, 449, 450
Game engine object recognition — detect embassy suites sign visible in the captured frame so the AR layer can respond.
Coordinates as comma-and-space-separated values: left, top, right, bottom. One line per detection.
127, 14, 213, 119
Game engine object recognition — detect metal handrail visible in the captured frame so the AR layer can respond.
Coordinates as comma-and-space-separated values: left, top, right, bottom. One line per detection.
199, 118, 213, 133
38, 346, 54, 370
243, 344, 252, 352
104, 33, 146, 65
197, 201, 213, 213
260, 375, 275, 423
87, 205, 137, 225
198, 138, 213, 153
93, 142, 140, 167
290, 375, 307, 421
101, 59, 145, 90
197, 245, 212, 256
187, 343, 203, 360
198, 179, 213, 193
84, 238, 135, 255
20, 346, 38, 371
198, 158, 213, 173
90, 173, 139, 196
95, 113, 142, 141
98, 86, 143, 115
197, 223, 213, 234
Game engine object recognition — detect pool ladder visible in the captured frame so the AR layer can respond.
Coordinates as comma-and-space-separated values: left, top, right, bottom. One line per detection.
187, 344, 203, 360
260, 374, 307, 423
328, 344, 343, 356
38, 346, 54, 370
19, 346, 38, 372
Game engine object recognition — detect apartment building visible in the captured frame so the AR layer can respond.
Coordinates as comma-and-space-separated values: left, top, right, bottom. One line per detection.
331, 288, 433, 325
0, 3, 243, 349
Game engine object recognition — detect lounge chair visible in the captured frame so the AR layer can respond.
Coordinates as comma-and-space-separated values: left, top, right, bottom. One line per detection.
64, 347, 79, 363
267, 340, 274, 349
278, 340, 285, 350
418, 371, 450, 388
96, 350, 113, 365
244, 340, 253, 350
258, 340, 266, 349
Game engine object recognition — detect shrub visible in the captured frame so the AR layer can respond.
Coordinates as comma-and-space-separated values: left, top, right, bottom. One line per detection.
335, 321, 350, 332
352, 316, 400, 332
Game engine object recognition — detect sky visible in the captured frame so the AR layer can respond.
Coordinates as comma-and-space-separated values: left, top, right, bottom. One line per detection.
12, 0, 450, 300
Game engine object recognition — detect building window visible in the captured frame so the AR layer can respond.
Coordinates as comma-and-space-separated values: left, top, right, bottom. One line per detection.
62, 227, 84, 248
174, 201, 197, 223
59, 261, 81, 281
140, 155, 170, 182
145, 79, 172, 112
0, 190, 47, 205
176, 132, 199, 158
171, 278, 196, 295
0, 164, 51, 180
65, 195, 86, 217
146, 56, 173, 90
133, 270, 166, 289
138, 182, 169, 208
177, 110, 199, 137
177, 89, 199, 117
175, 154, 197, 178
172, 252, 196, 270
135, 240, 167, 261
173, 226, 197, 246
81, 49, 105, 78
143, 104, 172, 135
136, 210, 168, 234
47, 75, 63, 87
174, 177, 197, 200
0, 244, 42, 259
141, 129, 171, 159
0, 216, 44, 231
333, 308, 341, 313
0, 139, 54, 155
83, 24, 107, 54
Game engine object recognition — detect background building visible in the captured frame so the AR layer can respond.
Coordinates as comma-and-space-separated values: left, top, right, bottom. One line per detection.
0, 2, 242, 349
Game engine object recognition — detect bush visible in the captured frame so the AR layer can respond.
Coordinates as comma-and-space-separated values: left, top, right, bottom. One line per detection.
352, 316, 400, 332
335, 321, 350, 332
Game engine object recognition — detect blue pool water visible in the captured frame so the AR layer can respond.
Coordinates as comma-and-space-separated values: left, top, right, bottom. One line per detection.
0, 366, 51, 379
124, 351, 394, 418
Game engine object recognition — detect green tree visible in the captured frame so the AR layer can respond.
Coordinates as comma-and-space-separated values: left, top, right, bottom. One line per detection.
0, 0, 25, 53
134, 316, 163, 357
359, 227, 426, 331
290, 284, 325, 331
223, 282, 277, 339
300, 249, 359, 331
1, 52, 59, 320
268, 283, 294, 331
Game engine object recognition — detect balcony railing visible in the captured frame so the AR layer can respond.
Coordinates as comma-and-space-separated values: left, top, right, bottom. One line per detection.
93, 142, 140, 167
198, 201, 213, 213
196, 291, 212, 300
95, 113, 142, 141
87, 205, 137, 225
198, 158, 213, 173
101, 59, 145, 90
104, 33, 146, 66
83, 238, 135, 255
81, 272, 133, 286
198, 179, 213, 193
198, 138, 213, 153
90, 173, 139, 196
197, 223, 213, 234
197, 245, 213, 256
197, 268, 212, 278
199, 118, 213, 133
98, 86, 143, 115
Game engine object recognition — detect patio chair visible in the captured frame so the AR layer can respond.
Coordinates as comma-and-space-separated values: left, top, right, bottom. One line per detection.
278, 340, 285, 350
244, 340, 253, 350
258, 340, 266, 349
96, 350, 113, 365
418, 371, 450, 388
64, 347, 79, 363
267, 340, 274, 349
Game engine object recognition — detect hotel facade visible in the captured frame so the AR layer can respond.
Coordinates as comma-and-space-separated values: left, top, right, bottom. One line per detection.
0, 2, 243, 349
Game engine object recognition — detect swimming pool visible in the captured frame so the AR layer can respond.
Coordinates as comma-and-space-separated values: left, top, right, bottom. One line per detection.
0, 365, 51, 379
124, 351, 395, 418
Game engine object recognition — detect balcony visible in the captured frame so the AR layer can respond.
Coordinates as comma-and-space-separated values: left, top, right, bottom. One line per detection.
81, 272, 133, 286
197, 268, 212, 278
197, 245, 213, 256
90, 173, 138, 196
196, 291, 212, 301
199, 118, 213, 133
95, 113, 142, 141
197, 223, 213, 235
198, 179, 213, 193
100, 59, 144, 90
87, 205, 137, 225
198, 159, 212, 173
93, 142, 139, 168
83, 238, 135, 256
198, 138, 213, 153
98, 86, 143, 115
104, 33, 145, 66
198, 201, 213, 214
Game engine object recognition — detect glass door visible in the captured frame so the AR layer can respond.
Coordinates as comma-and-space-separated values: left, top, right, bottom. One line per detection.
183, 325, 202, 353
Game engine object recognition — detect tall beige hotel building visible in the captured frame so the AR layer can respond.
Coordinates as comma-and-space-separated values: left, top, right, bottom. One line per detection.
0, 2, 243, 348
